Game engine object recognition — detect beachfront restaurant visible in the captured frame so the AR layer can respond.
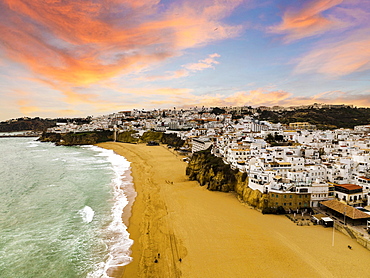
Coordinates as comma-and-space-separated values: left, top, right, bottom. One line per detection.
320, 200, 370, 226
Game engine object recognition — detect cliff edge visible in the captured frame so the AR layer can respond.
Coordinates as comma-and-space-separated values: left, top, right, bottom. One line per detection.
186, 148, 269, 210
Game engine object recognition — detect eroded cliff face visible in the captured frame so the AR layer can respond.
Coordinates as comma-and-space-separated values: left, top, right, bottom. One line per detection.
40, 131, 113, 145
186, 149, 237, 192
40, 130, 186, 147
186, 148, 268, 210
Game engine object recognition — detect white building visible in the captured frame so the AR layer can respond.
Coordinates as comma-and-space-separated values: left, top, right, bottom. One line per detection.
192, 137, 212, 153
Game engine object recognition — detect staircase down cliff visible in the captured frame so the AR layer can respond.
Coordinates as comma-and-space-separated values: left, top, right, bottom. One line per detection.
186, 148, 269, 211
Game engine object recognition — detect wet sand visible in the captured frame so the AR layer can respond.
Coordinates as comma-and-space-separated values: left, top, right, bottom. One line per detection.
97, 142, 370, 278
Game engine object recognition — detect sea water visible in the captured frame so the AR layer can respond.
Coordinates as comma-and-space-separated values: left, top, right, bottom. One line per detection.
0, 137, 135, 278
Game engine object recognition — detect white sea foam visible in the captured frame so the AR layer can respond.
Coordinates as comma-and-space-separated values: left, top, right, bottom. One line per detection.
79, 206, 95, 223
27, 143, 39, 148
86, 146, 136, 278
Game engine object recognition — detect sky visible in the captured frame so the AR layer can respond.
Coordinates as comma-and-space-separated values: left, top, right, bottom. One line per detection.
0, 0, 369, 120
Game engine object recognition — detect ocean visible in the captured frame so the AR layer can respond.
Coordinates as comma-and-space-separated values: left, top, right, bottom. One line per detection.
0, 137, 135, 278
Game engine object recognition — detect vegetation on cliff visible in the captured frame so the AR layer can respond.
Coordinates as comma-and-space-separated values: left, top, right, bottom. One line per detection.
40, 130, 185, 147
0, 117, 91, 132
40, 131, 113, 146
119, 130, 185, 148
160, 133, 185, 148
117, 131, 139, 143
257, 107, 370, 129
1, 118, 57, 132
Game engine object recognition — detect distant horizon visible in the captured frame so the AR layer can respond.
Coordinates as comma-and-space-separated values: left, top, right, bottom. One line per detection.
2, 102, 369, 123
1, 0, 369, 120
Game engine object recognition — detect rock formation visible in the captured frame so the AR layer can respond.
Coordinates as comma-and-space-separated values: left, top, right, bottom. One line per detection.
186, 148, 269, 211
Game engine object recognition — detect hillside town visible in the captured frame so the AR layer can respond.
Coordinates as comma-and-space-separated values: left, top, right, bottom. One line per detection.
45, 105, 370, 224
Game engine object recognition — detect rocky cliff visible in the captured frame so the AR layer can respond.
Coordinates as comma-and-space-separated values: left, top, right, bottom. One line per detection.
40, 131, 114, 145
138, 131, 185, 147
186, 148, 269, 210
117, 131, 139, 143
39, 130, 186, 147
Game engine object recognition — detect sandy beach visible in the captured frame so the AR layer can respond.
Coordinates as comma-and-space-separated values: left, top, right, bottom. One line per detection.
97, 142, 370, 278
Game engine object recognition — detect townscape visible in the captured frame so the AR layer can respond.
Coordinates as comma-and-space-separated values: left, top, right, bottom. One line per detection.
3, 104, 370, 277
44, 105, 370, 216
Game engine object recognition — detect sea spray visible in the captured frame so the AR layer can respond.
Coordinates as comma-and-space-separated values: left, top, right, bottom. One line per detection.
79, 206, 95, 223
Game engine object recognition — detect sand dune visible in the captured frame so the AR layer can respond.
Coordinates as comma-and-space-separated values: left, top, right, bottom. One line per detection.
97, 142, 370, 278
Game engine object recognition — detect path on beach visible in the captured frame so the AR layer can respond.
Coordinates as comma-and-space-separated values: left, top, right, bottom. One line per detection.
98, 142, 370, 278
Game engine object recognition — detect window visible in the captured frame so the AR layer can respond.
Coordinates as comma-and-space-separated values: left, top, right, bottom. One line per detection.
290, 195, 292, 198
271, 194, 274, 197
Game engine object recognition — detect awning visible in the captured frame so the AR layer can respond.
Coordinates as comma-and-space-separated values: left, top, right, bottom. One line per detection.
321, 217, 333, 222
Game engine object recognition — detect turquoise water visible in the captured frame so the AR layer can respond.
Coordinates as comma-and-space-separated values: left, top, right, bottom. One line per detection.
0, 138, 134, 278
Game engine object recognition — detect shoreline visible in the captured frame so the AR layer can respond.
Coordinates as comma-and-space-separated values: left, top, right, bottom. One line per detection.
97, 142, 370, 278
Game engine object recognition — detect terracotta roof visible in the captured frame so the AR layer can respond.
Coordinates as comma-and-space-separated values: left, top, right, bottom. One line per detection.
335, 184, 362, 190
320, 200, 370, 219
359, 176, 370, 181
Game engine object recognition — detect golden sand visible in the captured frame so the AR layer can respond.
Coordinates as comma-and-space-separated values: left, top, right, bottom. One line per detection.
97, 142, 370, 278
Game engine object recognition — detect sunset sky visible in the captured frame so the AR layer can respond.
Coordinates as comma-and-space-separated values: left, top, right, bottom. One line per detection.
1, 0, 369, 120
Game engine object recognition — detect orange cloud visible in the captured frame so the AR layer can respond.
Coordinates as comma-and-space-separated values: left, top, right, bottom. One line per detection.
0, 0, 244, 87
269, 0, 343, 42
149, 89, 293, 108
150, 88, 370, 109
294, 32, 370, 76
16, 99, 40, 114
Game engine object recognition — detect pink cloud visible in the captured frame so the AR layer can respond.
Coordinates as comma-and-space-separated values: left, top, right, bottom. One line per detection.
138, 69, 190, 81
149, 88, 370, 108
269, 0, 344, 42
138, 53, 221, 81
294, 31, 370, 76
0, 0, 244, 88
184, 53, 221, 71
149, 89, 293, 108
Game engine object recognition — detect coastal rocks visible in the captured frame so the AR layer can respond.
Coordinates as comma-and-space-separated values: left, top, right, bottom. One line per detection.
39, 130, 186, 147
186, 148, 236, 192
117, 131, 139, 143
186, 148, 269, 210
239, 183, 268, 210
40, 131, 113, 145
137, 131, 185, 147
